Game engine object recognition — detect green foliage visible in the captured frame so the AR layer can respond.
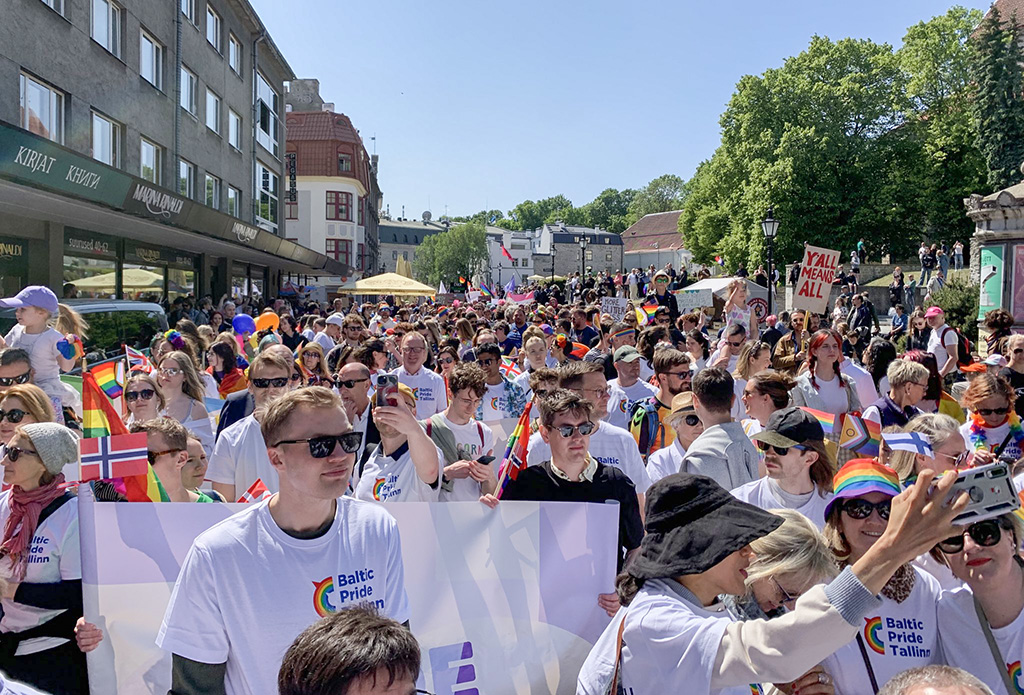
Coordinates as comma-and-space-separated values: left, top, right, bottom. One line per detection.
449, 209, 505, 225
928, 277, 980, 342
413, 222, 489, 287
625, 175, 688, 227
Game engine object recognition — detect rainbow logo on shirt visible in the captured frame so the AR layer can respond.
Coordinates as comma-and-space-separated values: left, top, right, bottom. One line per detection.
749, 685, 764, 695
411, 387, 420, 399
864, 616, 885, 654
372, 478, 387, 501
490, 397, 500, 411
1007, 661, 1024, 695
618, 398, 627, 413
312, 576, 336, 617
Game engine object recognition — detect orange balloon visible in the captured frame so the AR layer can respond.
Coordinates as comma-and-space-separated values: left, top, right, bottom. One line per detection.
255, 313, 280, 331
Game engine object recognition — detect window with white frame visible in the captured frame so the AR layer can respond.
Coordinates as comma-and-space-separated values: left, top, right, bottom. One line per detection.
256, 161, 279, 232
228, 34, 241, 74
40, 0, 64, 16
92, 0, 122, 58
179, 65, 197, 114
140, 138, 162, 184
256, 73, 279, 156
91, 112, 120, 166
205, 173, 220, 208
206, 6, 221, 51
180, 0, 194, 23
205, 89, 220, 133
227, 186, 240, 217
139, 30, 163, 89
179, 159, 195, 198
228, 109, 241, 149
19, 73, 63, 143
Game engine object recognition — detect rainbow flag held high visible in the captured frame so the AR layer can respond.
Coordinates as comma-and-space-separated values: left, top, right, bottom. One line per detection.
799, 407, 840, 437
636, 303, 659, 326
479, 284, 492, 297
495, 400, 533, 499
89, 361, 123, 400
839, 413, 881, 457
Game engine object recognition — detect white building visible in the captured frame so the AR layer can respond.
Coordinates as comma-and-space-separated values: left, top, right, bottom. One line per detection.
530, 221, 624, 278
484, 226, 534, 289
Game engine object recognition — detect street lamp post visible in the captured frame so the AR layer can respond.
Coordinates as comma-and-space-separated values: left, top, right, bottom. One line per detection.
761, 207, 780, 318
579, 235, 588, 281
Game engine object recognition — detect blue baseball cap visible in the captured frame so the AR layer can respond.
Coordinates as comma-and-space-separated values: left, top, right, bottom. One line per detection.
0, 286, 59, 314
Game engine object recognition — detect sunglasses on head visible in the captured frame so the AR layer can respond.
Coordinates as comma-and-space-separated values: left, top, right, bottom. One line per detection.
125, 389, 155, 403
551, 422, 595, 438
0, 409, 26, 424
0, 372, 31, 387
756, 441, 807, 457
1, 445, 37, 462
938, 519, 1009, 553
337, 378, 368, 389
273, 432, 362, 458
976, 407, 1010, 417
840, 498, 891, 521
252, 377, 289, 389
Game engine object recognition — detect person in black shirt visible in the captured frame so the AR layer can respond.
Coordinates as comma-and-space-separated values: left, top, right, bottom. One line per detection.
480, 389, 643, 616
1000, 334, 1024, 418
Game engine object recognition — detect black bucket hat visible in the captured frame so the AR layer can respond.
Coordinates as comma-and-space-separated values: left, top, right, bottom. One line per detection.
630, 473, 784, 580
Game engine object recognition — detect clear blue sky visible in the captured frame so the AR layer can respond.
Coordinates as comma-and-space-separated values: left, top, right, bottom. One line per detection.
249, 0, 991, 220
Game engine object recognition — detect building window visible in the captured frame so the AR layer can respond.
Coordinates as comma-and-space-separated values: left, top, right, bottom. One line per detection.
205, 6, 221, 51
92, 0, 122, 58
606, 252, 613, 261
140, 30, 163, 89
205, 173, 220, 208
585, 250, 593, 261
140, 138, 162, 184
179, 159, 194, 198
91, 112, 120, 166
205, 89, 221, 133
227, 186, 240, 217
338, 154, 351, 173
358, 197, 365, 226
392, 251, 397, 260
228, 34, 241, 73
357, 243, 365, 270
40, 0, 64, 15
180, 0, 194, 23
326, 191, 352, 221
256, 161, 279, 233
285, 201, 298, 220
19, 73, 63, 143
256, 72, 279, 156
326, 240, 351, 264
228, 109, 241, 149
179, 66, 197, 114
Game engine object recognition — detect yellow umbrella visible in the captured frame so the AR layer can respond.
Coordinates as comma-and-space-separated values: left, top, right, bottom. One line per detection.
337, 273, 438, 297
73, 268, 166, 290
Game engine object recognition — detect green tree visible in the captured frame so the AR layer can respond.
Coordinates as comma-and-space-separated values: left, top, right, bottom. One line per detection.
627, 174, 688, 226
581, 188, 636, 234
971, 7, 1024, 189
413, 222, 489, 287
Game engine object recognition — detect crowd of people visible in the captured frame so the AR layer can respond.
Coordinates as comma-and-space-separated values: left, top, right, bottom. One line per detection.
0, 266, 1016, 695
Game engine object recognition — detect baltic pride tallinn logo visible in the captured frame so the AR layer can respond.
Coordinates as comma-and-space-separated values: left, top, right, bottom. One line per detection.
312, 577, 336, 617
372, 478, 387, 501
863, 617, 885, 654
863, 615, 931, 658
1008, 661, 1024, 695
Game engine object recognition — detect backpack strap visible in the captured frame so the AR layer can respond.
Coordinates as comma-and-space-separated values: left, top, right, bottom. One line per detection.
605, 610, 628, 695
974, 596, 1017, 695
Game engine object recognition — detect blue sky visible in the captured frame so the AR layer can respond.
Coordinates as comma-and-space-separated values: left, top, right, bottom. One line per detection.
250, 0, 991, 220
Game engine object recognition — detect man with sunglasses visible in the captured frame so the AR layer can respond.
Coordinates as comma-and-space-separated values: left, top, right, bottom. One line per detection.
646, 270, 679, 324
130, 419, 212, 503
336, 363, 379, 479
214, 344, 298, 439
158, 386, 410, 695
392, 332, 447, 420
628, 348, 692, 461
474, 343, 526, 428
208, 351, 295, 502
771, 309, 807, 377
999, 334, 1024, 419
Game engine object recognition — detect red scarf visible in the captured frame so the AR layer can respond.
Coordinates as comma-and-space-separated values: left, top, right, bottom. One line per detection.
0, 474, 65, 580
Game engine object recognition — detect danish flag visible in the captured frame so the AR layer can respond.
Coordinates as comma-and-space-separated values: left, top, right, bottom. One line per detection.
79, 433, 150, 482
237, 478, 272, 503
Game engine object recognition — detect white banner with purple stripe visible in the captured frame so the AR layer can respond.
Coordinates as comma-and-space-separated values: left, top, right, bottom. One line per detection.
79, 490, 618, 695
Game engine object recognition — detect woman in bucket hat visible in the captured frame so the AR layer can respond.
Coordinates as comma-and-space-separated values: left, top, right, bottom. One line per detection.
577, 467, 967, 695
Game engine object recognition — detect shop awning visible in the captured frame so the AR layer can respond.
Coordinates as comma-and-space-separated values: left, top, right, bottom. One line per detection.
337, 273, 437, 296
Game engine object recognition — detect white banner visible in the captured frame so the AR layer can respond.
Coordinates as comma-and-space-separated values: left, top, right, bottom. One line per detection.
672, 288, 713, 310
80, 494, 618, 695
599, 297, 629, 322
793, 245, 840, 314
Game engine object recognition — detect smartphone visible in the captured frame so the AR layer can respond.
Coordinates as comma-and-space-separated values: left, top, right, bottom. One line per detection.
945, 462, 1020, 525
375, 374, 399, 407
476, 455, 495, 465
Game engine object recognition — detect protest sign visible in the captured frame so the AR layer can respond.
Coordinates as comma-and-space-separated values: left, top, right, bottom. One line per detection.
466, 290, 482, 303
80, 493, 618, 695
600, 296, 629, 321
435, 293, 454, 305
673, 288, 713, 310
793, 245, 840, 314
506, 291, 535, 304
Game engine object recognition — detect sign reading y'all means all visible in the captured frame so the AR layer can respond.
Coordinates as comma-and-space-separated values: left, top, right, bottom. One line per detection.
793, 245, 840, 314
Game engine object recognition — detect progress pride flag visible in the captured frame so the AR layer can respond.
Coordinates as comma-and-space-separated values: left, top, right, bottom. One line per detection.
793, 245, 840, 314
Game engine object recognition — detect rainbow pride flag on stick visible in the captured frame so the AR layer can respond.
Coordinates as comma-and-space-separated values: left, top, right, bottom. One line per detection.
495, 400, 533, 499
89, 361, 124, 400
479, 284, 492, 298
799, 407, 840, 437
635, 303, 659, 326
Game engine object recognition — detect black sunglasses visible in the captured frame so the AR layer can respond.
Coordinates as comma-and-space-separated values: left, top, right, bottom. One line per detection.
125, 389, 156, 403
676, 413, 700, 427
0, 372, 31, 387
273, 432, 362, 458
976, 407, 1010, 417
552, 422, 595, 438
1, 445, 37, 462
841, 498, 891, 521
938, 519, 1009, 554
252, 377, 289, 389
337, 378, 369, 389
756, 441, 807, 457
0, 408, 27, 424
147, 448, 181, 464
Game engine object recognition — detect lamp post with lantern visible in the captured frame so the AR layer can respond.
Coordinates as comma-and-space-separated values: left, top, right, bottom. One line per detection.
761, 208, 780, 317
579, 235, 588, 281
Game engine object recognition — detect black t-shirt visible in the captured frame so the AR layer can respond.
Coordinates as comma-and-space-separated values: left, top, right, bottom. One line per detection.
1000, 368, 1024, 418
502, 461, 643, 570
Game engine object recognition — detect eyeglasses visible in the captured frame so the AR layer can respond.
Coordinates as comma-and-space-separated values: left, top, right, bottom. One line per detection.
125, 389, 156, 403
771, 576, 797, 608
755, 441, 807, 457
938, 519, 1008, 553
273, 432, 362, 458
840, 498, 891, 521
727, 340, 744, 348
402, 346, 425, 353
479, 358, 497, 367
657, 318, 671, 324
909, 381, 929, 389
0, 409, 27, 424
159, 367, 182, 377
662, 371, 691, 379
551, 422, 595, 438
147, 448, 181, 464
934, 450, 970, 468
337, 378, 369, 389
439, 356, 455, 365
2, 445, 37, 462
251, 377, 290, 389
975, 407, 1010, 417
581, 386, 610, 398
0, 372, 31, 387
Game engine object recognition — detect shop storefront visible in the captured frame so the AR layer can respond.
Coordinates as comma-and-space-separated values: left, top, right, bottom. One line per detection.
0, 236, 27, 296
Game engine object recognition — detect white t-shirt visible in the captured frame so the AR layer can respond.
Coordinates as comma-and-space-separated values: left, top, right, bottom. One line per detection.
729, 477, 833, 530
707, 349, 739, 374
354, 441, 441, 503
480, 381, 512, 423
368, 316, 395, 334
647, 438, 687, 484
960, 420, 1023, 463
606, 379, 657, 430
814, 374, 849, 416
638, 360, 654, 381
840, 360, 879, 407
157, 498, 410, 695
938, 585, 1024, 695
312, 331, 336, 354
821, 567, 942, 695
393, 365, 447, 419
207, 414, 277, 498
730, 378, 746, 421
526, 421, 651, 494
0, 492, 79, 655
439, 415, 495, 502
927, 323, 958, 371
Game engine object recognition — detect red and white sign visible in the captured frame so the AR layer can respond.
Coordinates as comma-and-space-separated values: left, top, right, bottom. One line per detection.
793, 245, 841, 314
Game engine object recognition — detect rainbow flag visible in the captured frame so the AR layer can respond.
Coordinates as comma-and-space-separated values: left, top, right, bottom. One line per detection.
839, 413, 881, 457
57, 336, 84, 361
495, 400, 533, 499
90, 361, 123, 400
479, 284, 492, 297
799, 407, 840, 437
635, 303, 659, 326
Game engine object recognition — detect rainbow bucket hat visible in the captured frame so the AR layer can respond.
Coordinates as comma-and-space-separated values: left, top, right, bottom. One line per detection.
823, 458, 901, 520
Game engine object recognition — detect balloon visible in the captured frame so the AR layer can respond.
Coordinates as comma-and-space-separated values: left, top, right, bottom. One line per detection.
232, 314, 256, 335
255, 312, 280, 332
453, 300, 461, 307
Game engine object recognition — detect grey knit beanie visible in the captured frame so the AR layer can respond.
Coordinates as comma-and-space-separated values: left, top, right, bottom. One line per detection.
19, 423, 78, 476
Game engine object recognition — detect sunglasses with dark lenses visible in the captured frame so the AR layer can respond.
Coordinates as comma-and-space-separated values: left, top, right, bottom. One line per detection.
755, 441, 806, 457
337, 378, 369, 389
439, 357, 455, 365
841, 498, 891, 521
273, 432, 363, 458
125, 389, 156, 403
252, 377, 290, 389
976, 407, 1010, 417
147, 448, 181, 464
0, 409, 26, 424
0, 372, 31, 387
553, 422, 596, 438
1, 445, 37, 462
479, 358, 497, 367
681, 414, 700, 427
938, 519, 1007, 554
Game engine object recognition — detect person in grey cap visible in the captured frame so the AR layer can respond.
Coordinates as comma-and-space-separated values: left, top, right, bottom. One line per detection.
0, 422, 87, 694
577, 470, 971, 695
606, 346, 658, 430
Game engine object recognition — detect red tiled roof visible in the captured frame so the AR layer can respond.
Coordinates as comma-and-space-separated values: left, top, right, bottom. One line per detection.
621, 210, 685, 254
981, 0, 1024, 28
285, 111, 362, 144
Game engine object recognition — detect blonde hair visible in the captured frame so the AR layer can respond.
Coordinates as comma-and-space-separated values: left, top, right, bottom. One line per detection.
455, 318, 475, 344
55, 303, 88, 340
249, 349, 293, 378
297, 343, 331, 381
733, 341, 771, 380
124, 373, 167, 412
745, 509, 839, 590
158, 351, 206, 402
887, 360, 930, 390
261, 386, 343, 447
197, 325, 216, 344
889, 413, 962, 482
0, 384, 55, 425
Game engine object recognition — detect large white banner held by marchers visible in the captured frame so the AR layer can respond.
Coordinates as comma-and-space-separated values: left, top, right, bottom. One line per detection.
79, 493, 618, 695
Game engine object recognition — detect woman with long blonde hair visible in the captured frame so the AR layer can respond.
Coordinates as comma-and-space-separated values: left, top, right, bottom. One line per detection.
156, 351, 212, 453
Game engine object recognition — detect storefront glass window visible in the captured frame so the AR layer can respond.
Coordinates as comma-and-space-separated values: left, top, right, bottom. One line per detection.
168, 268, 195, 301
63, 255, 116, 299
122, 263, 166, 303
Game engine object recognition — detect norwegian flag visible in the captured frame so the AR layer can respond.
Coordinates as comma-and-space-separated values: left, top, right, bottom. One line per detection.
237, 478, 272, 503
124, 345, 154, 374
79, 433, 150, 482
